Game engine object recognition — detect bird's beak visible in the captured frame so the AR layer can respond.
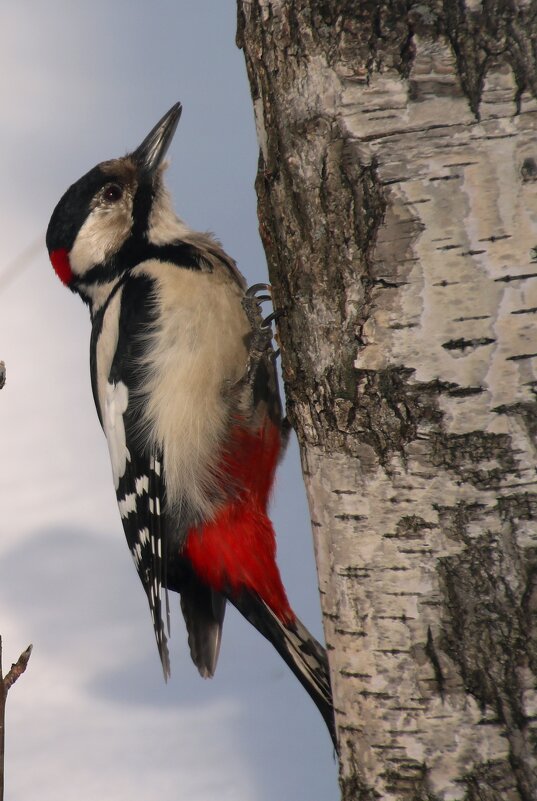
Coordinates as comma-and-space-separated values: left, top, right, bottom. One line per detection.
132, 102, 182, 175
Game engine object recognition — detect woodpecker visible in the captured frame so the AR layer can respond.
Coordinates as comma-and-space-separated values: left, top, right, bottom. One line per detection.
46, 103, 335, 745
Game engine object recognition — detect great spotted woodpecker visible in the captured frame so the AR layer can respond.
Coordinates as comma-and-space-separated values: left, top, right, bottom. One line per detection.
46, 103, 335, 745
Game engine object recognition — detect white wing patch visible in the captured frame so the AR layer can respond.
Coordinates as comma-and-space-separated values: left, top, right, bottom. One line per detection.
118, 492, 136, 518
135, 475, 149, 495
103, 380, 130, 488
139, 527, 150, 545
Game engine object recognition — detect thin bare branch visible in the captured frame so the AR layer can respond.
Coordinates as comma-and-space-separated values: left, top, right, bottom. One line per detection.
0, 639, 33, 801
4, 645, 32, 693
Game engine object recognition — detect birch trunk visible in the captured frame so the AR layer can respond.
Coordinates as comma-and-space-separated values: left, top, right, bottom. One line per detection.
238, 2, 537, 799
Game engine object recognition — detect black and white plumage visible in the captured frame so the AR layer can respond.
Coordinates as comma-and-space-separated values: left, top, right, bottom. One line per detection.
46, 103, 336, 746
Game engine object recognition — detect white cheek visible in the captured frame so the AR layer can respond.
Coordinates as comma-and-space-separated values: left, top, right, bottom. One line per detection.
103, 380, 130, 488
69, 204, 133, 275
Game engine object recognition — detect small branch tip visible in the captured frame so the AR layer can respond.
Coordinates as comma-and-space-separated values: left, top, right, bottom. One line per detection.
4, 644, 32, 692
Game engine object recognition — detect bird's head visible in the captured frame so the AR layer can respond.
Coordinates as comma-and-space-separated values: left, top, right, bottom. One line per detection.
46, 102, 182, 302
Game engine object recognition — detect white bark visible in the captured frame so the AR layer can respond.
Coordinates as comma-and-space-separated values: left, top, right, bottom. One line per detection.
310, 41, 537, 801
238, 3, 537, 799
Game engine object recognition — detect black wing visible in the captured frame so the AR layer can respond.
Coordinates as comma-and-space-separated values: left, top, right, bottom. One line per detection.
116, 447, 170, 677
92, 273, 171, 677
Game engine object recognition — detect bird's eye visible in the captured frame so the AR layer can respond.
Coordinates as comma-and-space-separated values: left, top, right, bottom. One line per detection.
103, 183, 123, 203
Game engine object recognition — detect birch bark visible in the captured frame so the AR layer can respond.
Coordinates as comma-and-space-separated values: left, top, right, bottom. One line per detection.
238, 2, 537, 799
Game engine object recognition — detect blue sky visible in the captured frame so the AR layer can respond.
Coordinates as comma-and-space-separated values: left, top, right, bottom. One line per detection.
0, 3, 338, 799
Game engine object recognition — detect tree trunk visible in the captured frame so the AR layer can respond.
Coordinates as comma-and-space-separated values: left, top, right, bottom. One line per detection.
237, 2, 537, 799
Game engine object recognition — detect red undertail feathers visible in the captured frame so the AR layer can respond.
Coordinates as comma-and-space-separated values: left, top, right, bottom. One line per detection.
184, 419, 295, 624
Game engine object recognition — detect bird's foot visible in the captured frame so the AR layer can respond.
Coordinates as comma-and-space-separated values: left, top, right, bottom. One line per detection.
242, 284, 283, 383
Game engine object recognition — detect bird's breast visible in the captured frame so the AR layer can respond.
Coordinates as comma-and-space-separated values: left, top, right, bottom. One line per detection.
132, 261, 251, 520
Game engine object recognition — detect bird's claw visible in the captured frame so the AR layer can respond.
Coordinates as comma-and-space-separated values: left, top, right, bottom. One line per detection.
242, 283, 273, 329
261, 309, 284, 329
245, 283, 271, 298
242, 283, 285, 384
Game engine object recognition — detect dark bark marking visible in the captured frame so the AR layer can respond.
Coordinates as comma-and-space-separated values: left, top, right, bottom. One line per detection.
506, 352, 537, 361
341, 669, 372, 679
429, 174, 462, 181
384, 515, 437, 540
338, 737, 381, 801
511, 306, 537, 315
368, 277, 406, 288
430, 430, 518, 489
448, 386, 485, 397
496, 493, 537, 523
436, 504, 537, 801
493, 402, 537, 447
361, 121, 468, 143
442, 337, 496, 352
425, 626, 446, 699
338, 566, 371, 578
482, 134, 518, 141
349, 367, 433, 464
463, 759, 525, 801
520, 157, 537, 182
495, 272, 537, 283
479, 234, 512, 242
454, 314, 491, 321
335, 627, 368, 638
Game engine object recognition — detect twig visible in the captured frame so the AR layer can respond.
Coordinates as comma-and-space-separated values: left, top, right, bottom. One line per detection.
4, 645, 32, 692
0, 638, 33, 801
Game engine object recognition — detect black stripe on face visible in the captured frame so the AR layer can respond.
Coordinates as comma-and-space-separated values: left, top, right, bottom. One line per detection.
46, 165, 109, 253
131, 181, 155, 240
79, 240, 207, 287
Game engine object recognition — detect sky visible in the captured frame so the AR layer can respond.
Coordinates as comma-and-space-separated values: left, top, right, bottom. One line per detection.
0, 2, 338, 800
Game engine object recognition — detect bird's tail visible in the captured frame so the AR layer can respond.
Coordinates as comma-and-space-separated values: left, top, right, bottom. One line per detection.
230, 591, 337, 748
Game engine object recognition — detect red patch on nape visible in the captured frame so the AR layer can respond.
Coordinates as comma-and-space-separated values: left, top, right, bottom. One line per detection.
49, 248, 74, 286
184, 420, 296, 625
